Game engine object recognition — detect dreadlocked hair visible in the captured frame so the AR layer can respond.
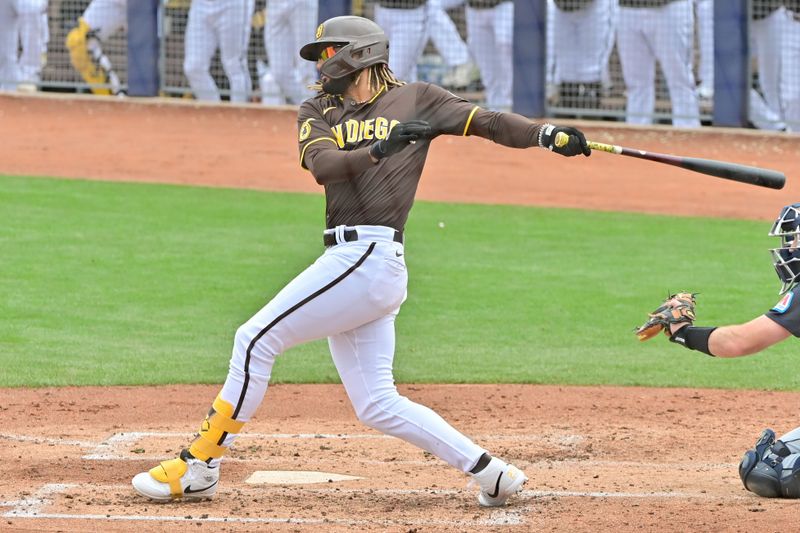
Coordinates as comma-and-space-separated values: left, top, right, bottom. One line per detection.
309, 63, 405, 95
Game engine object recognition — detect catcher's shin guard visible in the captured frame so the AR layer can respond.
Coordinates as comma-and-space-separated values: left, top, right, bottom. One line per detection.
188, 394, 244, 461
740, 428, 800, 498
65, 18, 112, 95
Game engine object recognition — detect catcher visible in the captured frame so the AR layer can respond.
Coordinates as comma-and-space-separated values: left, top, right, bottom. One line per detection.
635, 202, 800, 498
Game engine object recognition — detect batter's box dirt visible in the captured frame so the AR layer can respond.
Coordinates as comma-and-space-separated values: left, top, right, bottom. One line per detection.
3, 384, 800, 531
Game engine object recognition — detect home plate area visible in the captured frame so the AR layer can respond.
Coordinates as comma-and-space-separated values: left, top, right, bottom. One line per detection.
1, 430, 544, 531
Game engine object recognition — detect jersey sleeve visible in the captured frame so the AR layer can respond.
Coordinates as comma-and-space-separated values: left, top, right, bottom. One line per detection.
297, 101, 340, 170
296, 100, 377, 184
414, 82, 543, 148
414, 83, 481, 137
764, 285, 800, 337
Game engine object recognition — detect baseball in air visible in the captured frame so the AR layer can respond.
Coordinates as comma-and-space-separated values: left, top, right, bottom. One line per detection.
438, 222, 445, 228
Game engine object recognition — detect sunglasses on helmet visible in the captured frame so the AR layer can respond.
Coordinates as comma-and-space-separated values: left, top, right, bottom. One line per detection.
319, 45, 341, 61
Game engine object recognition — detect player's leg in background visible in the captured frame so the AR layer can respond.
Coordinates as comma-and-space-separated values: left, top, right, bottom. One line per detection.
426, 0, 473, 88
263, 0, 289, 104
289, 0, 316, 103
328, 312, 488, 473
489, 1, 513, 112
651, 0, 699, 127
183, 0, 222, 101
616, 6, 656, 124
68, 0, 127, 95
779, 7, 800, 131
466, 6, 495, 109
14, 0, 46, 87
600, 0, 617, 95
467, 2, 512, 112
0, 0, 19, 91
552, 4, 579, 107
554, 3, 608, 110
546, 0, 558, 103
373, 4, 426, 83
216, 0, 254, 103
695, 0, 714, 100
751, 8, 784, 127
264, 0, 309, 105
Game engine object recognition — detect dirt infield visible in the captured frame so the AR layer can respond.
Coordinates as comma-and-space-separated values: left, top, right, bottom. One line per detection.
2, 93, 800, 531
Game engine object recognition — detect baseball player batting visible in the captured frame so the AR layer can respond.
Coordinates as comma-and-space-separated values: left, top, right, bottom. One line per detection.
634, 202, 800, 498
132, 15, 590, 507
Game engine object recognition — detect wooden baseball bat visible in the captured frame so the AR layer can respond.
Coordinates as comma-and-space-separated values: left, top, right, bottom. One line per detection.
554, 131, 786, 190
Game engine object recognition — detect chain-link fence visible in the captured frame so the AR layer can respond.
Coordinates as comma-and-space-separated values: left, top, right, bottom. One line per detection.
0, 0, 797, 130
751, 0, 800, 131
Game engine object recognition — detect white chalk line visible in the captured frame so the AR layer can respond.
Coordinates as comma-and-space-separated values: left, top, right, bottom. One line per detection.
0, 433, 97, 447
0, 431, 737, 470
1, 483, 525, 527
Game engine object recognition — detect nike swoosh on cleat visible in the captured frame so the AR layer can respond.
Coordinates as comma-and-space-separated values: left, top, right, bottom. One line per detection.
184, 480, 218, 494
487, 471, 504, 498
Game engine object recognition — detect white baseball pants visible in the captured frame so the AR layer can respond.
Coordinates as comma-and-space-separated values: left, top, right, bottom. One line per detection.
83, 0, 126, 40
466, 1, 514, 112
374, 4, 427, 83
617, 0, 700, 127
184, 0, 255, 102
551, 0, 616, 84
0, 0, 47, 88
215, 226, 486, 473
264, 0, 317, 105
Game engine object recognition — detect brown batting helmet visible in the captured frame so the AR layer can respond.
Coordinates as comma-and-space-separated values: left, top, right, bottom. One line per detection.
299, 16, 389, 80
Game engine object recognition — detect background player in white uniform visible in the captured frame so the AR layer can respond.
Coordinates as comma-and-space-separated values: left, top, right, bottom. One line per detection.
426, 0, 475, 88
0, 0, 47, 91
65, 0, 126, 95
262, 0, 316, 105
750, 1, 787, 131
183, 0, 255, 102
637, 202, 800, 498
132, 15, 592, 508
780, 1, 800, 131
694, 0, 713, 100
616, 0, 700, 127
465, 0, 514, 112
551, 0, 616, 110
373, 0, 427, 83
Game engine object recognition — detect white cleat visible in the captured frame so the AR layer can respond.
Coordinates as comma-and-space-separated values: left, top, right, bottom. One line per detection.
132, 450, 219, 502
471, 457, 528, 507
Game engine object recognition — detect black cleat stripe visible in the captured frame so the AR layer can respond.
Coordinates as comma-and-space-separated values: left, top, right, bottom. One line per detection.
184, 479, 218, 494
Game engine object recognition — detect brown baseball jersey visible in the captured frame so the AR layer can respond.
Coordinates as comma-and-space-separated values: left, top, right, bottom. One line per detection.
297, 82, 544, 232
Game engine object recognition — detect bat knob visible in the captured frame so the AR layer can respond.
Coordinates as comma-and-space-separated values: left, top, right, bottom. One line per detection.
554, 131, 569, 148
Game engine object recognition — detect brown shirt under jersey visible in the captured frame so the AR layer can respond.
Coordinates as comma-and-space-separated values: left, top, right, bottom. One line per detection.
297, 82, 544, 232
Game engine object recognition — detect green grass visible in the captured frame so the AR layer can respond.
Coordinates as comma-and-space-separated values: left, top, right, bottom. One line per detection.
2, 175, 795, 389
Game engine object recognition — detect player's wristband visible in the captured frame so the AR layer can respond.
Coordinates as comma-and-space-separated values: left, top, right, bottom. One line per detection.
538, 123, 555, 149
669, 326, 717, 356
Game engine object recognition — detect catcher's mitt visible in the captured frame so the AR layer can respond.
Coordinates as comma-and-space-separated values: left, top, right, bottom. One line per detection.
635, 292, 697, 341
